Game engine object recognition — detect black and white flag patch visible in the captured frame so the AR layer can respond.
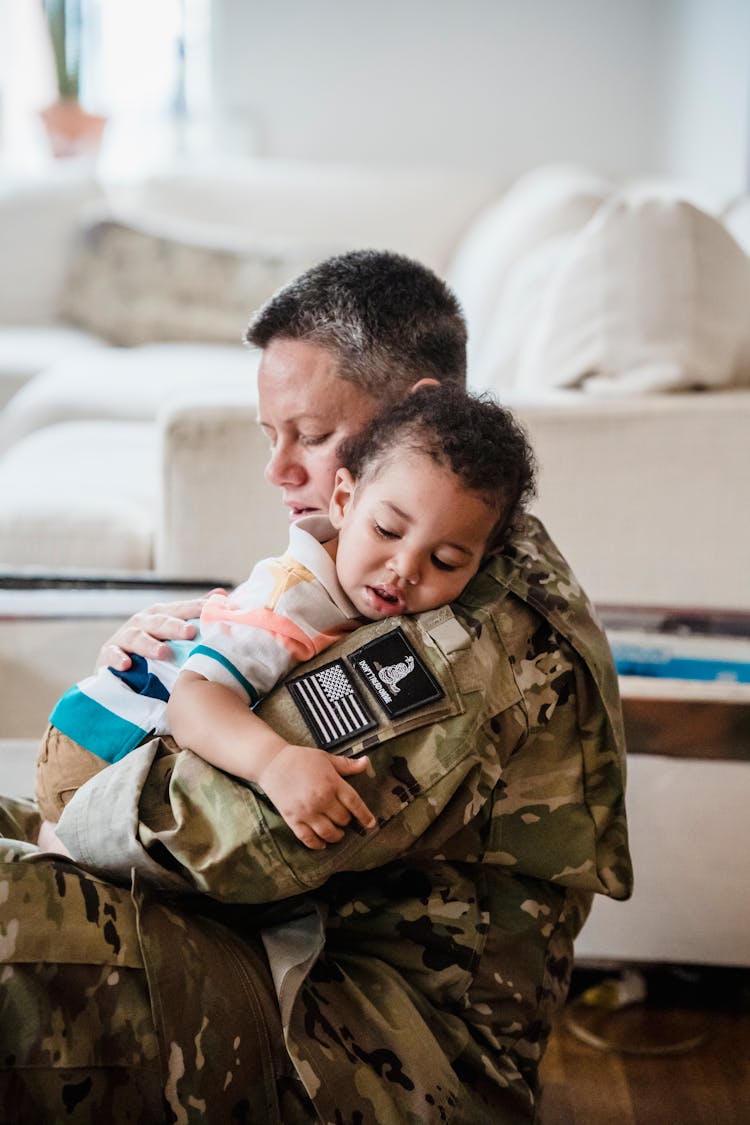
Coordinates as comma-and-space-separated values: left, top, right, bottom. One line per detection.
348, 627, 444, 719
286, 658, 377, 750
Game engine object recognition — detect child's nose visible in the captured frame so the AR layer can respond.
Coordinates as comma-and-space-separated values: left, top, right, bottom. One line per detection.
388, 550, 420, 585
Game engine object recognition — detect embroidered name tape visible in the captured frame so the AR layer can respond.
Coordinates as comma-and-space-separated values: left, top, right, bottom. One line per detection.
286, 658, 376, 750
348, 626, 444, 719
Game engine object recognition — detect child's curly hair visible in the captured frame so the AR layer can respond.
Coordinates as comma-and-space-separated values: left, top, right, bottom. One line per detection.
337, 384, 537, 553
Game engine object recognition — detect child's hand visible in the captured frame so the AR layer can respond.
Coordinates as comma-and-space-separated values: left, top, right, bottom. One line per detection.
258, 746, 376, 850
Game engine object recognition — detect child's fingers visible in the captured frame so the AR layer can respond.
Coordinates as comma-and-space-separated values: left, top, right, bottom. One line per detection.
310, 817, 346, 844
329, 756, 376, 828
293, 818, 344, 849
336, 782, 377, 831
293, 827, 326, 850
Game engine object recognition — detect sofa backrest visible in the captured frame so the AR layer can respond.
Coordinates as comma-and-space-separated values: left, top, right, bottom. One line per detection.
0, 176, 106, 326
112, 158, 500, 276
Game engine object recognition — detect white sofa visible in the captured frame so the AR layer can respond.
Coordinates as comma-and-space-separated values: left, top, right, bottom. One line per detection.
0, 160, 749, 609
0, 158, 498, 573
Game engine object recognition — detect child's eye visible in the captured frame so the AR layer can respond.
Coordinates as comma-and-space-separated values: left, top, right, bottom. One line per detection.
374, 522, 398, 539
300, 433, 331, 447
432, 555, 458, 572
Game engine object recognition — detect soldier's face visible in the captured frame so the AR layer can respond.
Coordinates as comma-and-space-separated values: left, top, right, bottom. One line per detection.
329, 450, 496, 619
258, 338, 379, 522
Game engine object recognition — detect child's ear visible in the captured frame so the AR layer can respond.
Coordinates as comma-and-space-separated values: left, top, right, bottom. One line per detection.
409, 377, 439, 392
329, 468, 357, 529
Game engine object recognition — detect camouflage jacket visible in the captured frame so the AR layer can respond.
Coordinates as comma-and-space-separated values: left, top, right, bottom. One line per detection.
54, 515, 632, 1124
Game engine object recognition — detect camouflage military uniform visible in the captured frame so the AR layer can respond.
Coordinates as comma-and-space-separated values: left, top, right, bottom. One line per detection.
0, 516, 632, 1123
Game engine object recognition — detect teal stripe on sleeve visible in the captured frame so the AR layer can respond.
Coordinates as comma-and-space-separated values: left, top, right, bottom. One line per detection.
188, 645, 260, 704
167, 618, 202, 665
50, 686, 150, 763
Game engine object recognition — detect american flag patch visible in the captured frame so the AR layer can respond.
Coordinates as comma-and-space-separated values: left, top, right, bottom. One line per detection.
286, 658, 377, 750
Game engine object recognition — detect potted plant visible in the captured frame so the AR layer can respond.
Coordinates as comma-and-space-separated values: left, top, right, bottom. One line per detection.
40, 0, 107, 158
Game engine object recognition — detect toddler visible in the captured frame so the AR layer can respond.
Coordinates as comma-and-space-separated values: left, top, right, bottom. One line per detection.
36, 385, 535, 850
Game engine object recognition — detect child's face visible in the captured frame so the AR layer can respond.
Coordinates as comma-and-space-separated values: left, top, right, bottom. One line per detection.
329, 450, 497, 619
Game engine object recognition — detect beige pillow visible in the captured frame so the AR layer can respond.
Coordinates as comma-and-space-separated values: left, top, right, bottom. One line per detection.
60, 213, 330, 346
515, 193, 750, 393
466, 233, 574, 395
447, 163, 612, 383
722, 193, 750, 257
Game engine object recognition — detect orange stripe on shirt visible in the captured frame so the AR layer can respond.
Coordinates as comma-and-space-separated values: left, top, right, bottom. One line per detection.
201, 603, 357, 662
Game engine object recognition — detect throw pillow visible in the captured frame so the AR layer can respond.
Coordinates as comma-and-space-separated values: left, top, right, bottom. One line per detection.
515, 192, 750, 393
466, 233, 574, 395
722, 193, 750, 257
447, 163, 612, 383
59, 213, 331, 347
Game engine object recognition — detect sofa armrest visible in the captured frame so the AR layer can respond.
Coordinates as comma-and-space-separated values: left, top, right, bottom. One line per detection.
156, 389, 289, 583
505, 390, 750, 611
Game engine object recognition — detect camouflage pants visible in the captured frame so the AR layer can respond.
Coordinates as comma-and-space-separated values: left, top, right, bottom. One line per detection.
0, 797, 314, 1124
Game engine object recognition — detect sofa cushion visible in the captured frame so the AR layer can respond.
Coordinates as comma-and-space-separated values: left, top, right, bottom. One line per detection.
447, 163, 611, 387
0, 326, 103, 411
59, 212, 334, 347
515, 193, 750, 393
0, 343, 256, 452
0, 422, 157, 571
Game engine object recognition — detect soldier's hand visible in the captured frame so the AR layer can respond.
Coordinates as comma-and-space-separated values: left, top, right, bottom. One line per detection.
258, 745, 376, 850
95, 591, 227, 671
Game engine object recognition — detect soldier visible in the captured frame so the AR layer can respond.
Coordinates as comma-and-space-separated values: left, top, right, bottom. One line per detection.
0, 250, 632, 1124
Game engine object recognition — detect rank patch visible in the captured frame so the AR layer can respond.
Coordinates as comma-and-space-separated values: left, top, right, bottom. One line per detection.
286, 658, 377, 750
348, 627, 444, 719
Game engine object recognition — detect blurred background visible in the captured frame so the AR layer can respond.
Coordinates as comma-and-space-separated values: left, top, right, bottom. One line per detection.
0, 0, 747, 192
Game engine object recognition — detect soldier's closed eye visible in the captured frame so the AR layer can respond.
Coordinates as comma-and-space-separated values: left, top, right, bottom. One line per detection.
300, 432, 332, 447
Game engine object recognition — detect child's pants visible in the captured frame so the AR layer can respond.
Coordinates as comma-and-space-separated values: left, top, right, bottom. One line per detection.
35, 724, 109, 821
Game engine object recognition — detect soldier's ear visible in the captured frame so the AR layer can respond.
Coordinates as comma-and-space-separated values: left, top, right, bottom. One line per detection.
329, 468, 357, 529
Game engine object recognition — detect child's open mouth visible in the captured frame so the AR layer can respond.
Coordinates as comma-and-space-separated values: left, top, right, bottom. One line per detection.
366, 585, 405, 616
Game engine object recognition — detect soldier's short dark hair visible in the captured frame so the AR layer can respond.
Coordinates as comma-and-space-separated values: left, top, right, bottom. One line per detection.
337, 384, 537, 552
246, 250, 467, 403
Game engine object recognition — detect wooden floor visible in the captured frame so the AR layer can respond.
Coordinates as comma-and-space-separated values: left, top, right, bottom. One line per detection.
538, 966, 750, 1125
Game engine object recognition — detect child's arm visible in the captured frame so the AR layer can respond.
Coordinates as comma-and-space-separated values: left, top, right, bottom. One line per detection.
168, 671, 376, 850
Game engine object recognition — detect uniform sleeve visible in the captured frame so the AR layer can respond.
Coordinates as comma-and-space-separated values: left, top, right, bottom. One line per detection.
57, 604, 631, 907
58, 615, 510, 901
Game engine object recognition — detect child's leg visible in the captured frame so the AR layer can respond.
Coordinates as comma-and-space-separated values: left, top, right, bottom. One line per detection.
35, 725, 108, 823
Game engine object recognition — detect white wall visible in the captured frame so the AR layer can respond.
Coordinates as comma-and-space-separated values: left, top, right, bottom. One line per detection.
661, 0, 750, 195
211, 0, 750, 194
212, 0, 668, 179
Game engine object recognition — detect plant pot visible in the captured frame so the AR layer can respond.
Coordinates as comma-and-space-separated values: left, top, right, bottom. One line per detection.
40, 98, 107, 159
